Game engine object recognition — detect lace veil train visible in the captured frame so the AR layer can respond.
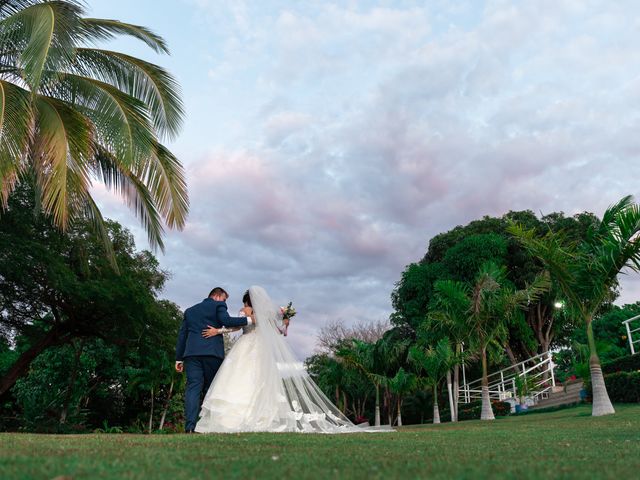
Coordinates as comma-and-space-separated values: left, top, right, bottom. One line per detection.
250, 286, 389, 433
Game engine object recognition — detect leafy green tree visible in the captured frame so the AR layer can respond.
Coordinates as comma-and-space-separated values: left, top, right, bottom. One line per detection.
0, 0, 188, 253
510, 196, 640, 416
0, 182, 178, 398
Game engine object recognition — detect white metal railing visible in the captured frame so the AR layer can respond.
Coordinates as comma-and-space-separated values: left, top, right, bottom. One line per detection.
623, 314, 640, 355
459, 351, 556, 405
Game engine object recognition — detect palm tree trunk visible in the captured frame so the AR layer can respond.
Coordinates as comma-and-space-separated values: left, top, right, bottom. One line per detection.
159, 378, 175, 430
446, 370, 455, 422
453, 344, 460, 422
396, 397, 402, 426
586, 319, 615, 416
480, 346, 495, 421
374, 384, 381, 426
433, 384, 441, 424
148, 386, 155, 434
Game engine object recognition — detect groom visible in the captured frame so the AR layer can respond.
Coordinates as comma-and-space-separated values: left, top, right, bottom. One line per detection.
175, 287, 254, 433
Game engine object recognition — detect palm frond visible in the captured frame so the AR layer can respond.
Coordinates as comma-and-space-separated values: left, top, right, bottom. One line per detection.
79, 18, 169, 54
32, 94, 93, 228
93, 146, 165, 251
0, 79, 31, 206
72, 48, 184, 139
1, 1, 81, 91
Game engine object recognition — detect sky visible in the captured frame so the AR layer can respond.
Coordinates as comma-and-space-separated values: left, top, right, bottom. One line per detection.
88, 0, 640, 359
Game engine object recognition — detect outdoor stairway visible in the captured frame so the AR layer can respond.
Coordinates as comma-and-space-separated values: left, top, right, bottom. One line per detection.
529, 380, 584, 410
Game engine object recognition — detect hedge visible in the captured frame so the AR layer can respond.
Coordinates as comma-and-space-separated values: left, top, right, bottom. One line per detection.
440, 400, 511, 421
602, 353, 640, 374
603, 372, 640, 403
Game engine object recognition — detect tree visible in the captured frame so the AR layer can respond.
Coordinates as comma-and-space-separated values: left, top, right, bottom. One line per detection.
408, 338, 458, 424
315, 319, 389, 354
387, 367, 416, 427
451, 262, 549, 420
510, 195, 640, 416
0, 183, 178, 398
392, 210, 598, 360
0, 0, 188, 253
425, 279, 472, 422
336, 339, 387, 426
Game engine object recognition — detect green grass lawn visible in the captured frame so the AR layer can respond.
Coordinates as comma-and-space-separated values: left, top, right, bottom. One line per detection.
1, 404, 639, 480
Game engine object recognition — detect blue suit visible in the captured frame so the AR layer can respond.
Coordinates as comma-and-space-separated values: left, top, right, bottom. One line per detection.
175, 298, 248, 432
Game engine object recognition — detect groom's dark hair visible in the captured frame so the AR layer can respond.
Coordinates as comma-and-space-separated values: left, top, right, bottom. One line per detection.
209, 287, 228, 298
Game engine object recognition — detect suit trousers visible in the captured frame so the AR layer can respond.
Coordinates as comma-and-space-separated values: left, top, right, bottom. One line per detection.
184, 355, 223, 432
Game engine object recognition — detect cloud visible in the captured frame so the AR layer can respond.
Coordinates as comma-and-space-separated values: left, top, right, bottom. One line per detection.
95, 0, 640, 358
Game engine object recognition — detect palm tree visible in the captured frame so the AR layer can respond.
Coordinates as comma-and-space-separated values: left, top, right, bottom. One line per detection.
337, 340, 387, 426
428, 279, 472, 422
451, 262, 549, 420
0, 0, 187, 256
510, 196, 640, 416
387, 367, 416, 427
408, 338, 457, 424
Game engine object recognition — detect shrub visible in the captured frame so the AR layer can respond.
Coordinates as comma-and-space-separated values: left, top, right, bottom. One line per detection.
603, 372, 640, 403
442, 400, 512, 421
602, 354, 640, 374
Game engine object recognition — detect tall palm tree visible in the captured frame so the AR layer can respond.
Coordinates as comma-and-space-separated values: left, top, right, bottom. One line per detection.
428, 279, 472, 422
387, 367, 416, 427
408, 337, 458, 424
510, 195, 640, 416
452, 262, 549, 420
0, 0, 187, 256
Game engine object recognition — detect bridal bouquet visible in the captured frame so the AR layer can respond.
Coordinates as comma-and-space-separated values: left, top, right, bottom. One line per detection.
278, 302, 296, 336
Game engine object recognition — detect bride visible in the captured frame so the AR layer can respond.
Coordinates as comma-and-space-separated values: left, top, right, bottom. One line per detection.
195, 286, 383, 433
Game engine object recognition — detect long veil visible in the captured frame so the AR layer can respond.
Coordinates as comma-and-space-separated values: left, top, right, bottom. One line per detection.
250, 286, 389, 433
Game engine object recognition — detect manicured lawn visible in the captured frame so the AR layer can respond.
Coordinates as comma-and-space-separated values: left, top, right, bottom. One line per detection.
1, 404, 639, 479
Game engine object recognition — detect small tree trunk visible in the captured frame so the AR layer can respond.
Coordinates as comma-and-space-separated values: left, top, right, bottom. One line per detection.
433, 385, 440, 424
396, 397, 402, 426
446, 370, 455, 423
586, 319, 615, 416
159, 378, 175, 430
480, 346, 495, 421
374, 384, 381, 426
0, 326, 66, 397
148, 387, 155, 434
60, 340, 84, 425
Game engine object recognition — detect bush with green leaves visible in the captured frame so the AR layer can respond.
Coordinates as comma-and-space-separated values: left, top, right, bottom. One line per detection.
602, 354, 640, 375
602, 372, 640, 403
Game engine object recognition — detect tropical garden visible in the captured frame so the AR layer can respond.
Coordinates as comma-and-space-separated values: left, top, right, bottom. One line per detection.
0, 1, 639, 479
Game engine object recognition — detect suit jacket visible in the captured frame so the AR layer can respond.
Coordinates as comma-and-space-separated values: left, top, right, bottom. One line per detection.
175, 298, 249, 360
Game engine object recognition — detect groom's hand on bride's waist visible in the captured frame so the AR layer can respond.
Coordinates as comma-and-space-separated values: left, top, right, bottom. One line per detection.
202, 325, 222, 338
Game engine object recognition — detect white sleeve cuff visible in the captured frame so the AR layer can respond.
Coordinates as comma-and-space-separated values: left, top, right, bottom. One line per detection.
246, 316, 252, 325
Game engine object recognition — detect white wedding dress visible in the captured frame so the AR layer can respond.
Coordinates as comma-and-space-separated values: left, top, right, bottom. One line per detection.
195, 286, 387, 434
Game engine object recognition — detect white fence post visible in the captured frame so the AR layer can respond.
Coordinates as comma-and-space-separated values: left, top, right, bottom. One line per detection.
626, 320, 636, 355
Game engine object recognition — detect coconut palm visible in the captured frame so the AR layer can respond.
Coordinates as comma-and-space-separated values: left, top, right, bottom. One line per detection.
408, 337, 458, 424
509, 195, 640, 416
0, 0, 187, 256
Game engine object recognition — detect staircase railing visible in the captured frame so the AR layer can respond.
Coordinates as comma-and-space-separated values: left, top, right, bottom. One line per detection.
623, 314, 640, 355
459, 351, 556, 404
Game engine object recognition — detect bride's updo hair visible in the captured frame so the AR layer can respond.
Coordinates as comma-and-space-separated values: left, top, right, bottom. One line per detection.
242, 290, 252, 307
